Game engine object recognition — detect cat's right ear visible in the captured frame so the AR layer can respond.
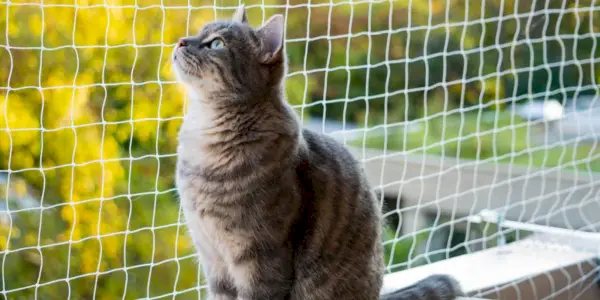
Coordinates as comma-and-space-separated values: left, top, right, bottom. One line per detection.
232, 4, 248, 24
256, 14, 284, 64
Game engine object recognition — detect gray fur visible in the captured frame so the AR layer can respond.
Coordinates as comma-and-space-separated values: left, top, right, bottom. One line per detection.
172, 6, 463, 300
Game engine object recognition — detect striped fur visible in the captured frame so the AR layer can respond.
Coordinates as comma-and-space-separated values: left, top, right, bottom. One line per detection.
172, 5, 463, 300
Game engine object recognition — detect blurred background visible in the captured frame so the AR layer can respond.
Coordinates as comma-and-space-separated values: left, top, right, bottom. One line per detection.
1, 0, 599, 298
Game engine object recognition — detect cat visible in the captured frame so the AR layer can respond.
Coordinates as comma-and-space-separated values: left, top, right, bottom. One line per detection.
172, 5, 464, 300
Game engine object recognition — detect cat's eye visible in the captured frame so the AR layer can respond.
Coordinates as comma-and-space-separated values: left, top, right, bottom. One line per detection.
209, 39, 224, 49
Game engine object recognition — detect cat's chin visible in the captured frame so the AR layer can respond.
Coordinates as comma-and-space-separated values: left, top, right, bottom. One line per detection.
173, 65, 206, 88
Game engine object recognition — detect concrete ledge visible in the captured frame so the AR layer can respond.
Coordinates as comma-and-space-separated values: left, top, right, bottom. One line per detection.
349, 147, 600, 233
381, 233, 600, 300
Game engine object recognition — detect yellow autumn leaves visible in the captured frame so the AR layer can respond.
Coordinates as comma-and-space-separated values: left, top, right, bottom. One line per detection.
0, 0, 204, 297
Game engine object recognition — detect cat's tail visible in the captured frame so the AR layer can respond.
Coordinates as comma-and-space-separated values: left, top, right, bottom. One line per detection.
379, 274, 465, 300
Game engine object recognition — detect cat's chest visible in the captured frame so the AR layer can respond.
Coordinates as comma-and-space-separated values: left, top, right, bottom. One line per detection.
180, 202, 222, 259
175, 155, 216, 199
176, 163, 240, 239
178, 185, 236, 253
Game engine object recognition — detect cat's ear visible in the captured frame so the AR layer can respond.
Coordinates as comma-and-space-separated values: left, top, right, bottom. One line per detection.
232, 4, 248, 23
256, 14, 284, 64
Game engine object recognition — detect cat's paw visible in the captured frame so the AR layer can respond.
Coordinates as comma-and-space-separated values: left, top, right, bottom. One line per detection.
208, 294, 236, 300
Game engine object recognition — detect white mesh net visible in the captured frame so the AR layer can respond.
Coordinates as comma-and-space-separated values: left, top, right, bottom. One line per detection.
1, 0, 599, 299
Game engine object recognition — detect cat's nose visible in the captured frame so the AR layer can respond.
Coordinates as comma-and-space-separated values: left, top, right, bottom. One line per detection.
177, 38, 187, 48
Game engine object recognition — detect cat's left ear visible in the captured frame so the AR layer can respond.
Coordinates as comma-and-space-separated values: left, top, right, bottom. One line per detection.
232, 4, 248, 23
256, 14, 284, 64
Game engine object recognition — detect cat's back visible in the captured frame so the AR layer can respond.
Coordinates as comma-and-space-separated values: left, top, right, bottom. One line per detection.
299, 129, 373, 214
301, 128, 362, 177
291, 128, 384, 299
298, 127, 380, 230
297, 128, 382, 253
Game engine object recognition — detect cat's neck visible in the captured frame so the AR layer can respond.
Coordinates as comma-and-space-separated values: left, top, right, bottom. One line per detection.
176, 86, 301, 170
177, 86, 299, 150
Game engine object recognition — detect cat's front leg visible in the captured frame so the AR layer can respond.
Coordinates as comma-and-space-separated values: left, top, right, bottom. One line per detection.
186, 227, 237, 299
227, 245, 294, 300
201, 257, 237, 300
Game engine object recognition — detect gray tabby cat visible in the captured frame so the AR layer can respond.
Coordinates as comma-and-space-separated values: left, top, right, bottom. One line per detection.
173, 5, 464, 300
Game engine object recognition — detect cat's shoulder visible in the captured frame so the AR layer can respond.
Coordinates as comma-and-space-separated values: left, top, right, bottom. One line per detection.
299, 128, 359, 166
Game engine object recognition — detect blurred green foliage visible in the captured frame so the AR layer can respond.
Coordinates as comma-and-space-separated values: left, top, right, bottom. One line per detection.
0, 0, 599, 298
356, 110, 600, 172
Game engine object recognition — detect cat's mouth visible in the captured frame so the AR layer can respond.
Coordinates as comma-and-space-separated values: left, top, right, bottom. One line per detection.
173, 48, 202, 79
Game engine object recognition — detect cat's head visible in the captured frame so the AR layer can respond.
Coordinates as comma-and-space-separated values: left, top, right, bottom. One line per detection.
172, 5, 285, 98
